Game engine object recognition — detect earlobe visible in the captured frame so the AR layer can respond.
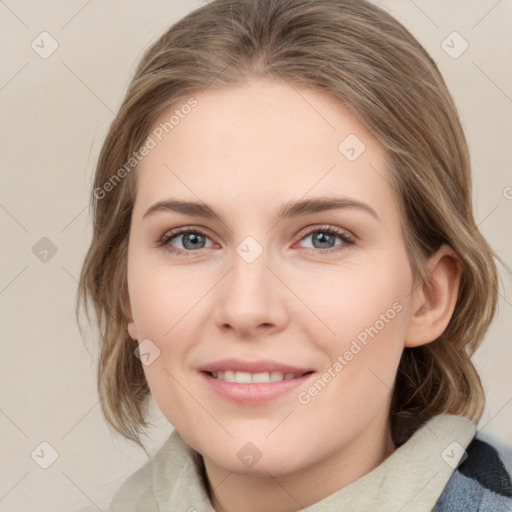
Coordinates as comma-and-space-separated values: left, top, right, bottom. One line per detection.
127, 321, 138, 341
122, 292, 139, 341
404, 244, 461, 348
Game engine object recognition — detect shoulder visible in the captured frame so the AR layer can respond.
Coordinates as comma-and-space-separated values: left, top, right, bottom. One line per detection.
108, 451, 159, 512
433, 437, 512, 512
108, 430, 185, 512
109, 470, 158, 512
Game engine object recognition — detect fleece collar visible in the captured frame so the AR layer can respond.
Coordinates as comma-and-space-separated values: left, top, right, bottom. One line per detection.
110, 414, 476, 512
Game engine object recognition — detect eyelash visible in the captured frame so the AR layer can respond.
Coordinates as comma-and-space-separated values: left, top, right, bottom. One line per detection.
157, 225, 355, 257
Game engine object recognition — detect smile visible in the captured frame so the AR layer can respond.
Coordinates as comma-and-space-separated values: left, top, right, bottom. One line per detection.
209, 370, 309, 383
199, 359, 315, 404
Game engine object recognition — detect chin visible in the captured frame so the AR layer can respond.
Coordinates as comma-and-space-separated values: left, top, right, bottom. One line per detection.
197, 435, 320, 477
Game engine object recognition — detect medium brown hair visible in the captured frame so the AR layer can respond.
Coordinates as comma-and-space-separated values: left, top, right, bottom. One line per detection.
77, 0, 504, 449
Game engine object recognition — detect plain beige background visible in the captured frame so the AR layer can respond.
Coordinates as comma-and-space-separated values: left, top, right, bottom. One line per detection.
1, 1, 511, 510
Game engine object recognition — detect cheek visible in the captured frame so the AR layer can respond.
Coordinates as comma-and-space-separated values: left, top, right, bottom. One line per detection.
126, 254, 214, 403
128, 252, 211, 340
127, 264, 204, 427
297, 251, 411, 387
300, 258, 409, 342
293, 267, 409, 442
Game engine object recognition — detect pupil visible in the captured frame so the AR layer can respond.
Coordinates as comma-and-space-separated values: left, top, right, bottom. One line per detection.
315, 232, 333, 248
184, 233, 204, 249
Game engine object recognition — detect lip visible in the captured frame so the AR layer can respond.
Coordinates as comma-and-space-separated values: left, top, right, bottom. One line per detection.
199, 358, 312, 374
199, 358, 315, 405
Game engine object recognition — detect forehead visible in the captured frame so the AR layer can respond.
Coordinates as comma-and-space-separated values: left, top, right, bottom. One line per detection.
134, 78, 397, 224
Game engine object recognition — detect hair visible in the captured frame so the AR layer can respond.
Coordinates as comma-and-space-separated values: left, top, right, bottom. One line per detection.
77, 0, 505, 450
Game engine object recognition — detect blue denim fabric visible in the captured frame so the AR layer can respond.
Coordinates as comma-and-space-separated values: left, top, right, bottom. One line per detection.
433, 471, 512, 511
433, 438, 512, 512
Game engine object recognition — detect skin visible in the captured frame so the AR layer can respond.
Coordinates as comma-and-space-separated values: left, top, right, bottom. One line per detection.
125, 78, 461, 512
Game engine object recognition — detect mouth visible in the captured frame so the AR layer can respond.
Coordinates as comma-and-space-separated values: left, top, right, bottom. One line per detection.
206, 370, 312, 383
198, 359, 315, 404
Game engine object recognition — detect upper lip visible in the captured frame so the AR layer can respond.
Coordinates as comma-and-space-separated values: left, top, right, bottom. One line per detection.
199, 358, 313, 374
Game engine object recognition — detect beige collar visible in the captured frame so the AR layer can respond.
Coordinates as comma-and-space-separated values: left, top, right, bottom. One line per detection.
110, 414, 476, 512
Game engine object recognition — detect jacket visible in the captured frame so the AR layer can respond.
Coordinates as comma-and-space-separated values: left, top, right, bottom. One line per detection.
433, 438, 512, 511
109, 414, 512, 511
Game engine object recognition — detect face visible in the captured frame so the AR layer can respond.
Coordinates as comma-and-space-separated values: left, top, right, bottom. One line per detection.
126, 78, 417, 478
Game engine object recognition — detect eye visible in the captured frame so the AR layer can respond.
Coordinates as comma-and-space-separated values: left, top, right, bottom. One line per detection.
295, 225, 355, 254
158, 227, 214, 256
157, 224, 355, 257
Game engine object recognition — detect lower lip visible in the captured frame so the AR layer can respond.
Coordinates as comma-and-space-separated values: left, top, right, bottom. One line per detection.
200, 371, 314, 404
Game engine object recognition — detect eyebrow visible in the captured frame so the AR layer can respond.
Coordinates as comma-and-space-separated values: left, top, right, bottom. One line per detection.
143, 196, 379, 223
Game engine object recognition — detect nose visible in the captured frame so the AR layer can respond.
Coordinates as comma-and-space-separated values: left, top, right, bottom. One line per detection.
212, 246, 289, 339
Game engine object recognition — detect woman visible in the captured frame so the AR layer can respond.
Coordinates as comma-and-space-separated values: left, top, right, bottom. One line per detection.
77, 0, 512, 510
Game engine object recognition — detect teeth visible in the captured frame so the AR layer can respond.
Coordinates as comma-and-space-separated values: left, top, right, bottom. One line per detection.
232, 371, 251, 383
211, 371, 304, 383
270, 371, 284, 382
253, 372, 272, 383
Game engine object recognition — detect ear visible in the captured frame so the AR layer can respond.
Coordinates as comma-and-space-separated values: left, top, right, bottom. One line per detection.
404, 244, 462, 348
122, 292, 139, 341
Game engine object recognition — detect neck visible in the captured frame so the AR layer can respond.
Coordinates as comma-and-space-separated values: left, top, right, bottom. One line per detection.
203, 411, 395, 512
